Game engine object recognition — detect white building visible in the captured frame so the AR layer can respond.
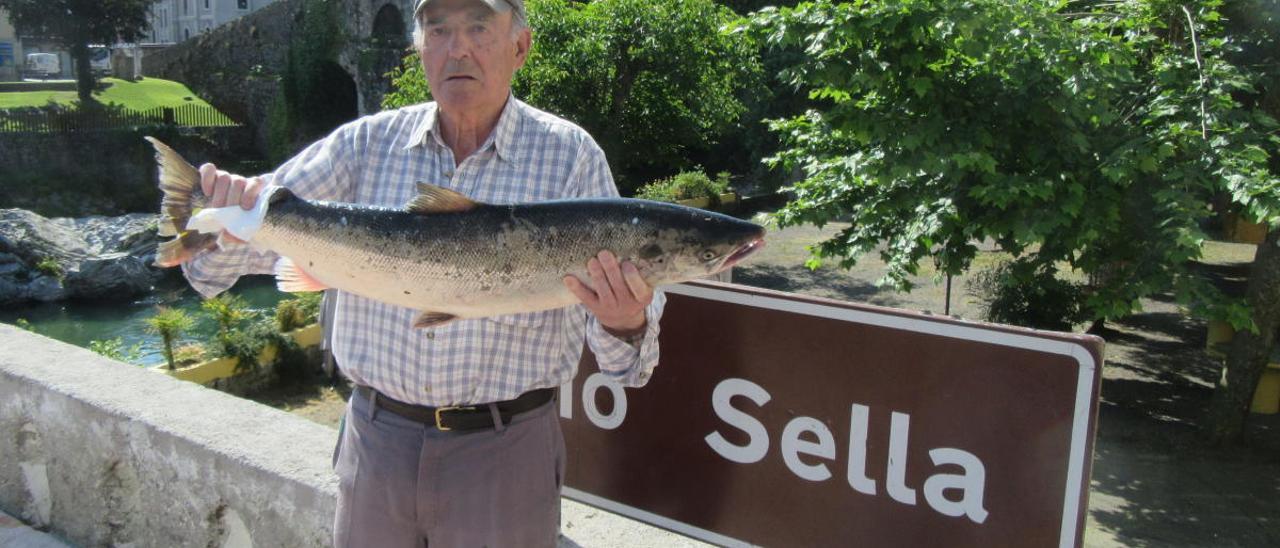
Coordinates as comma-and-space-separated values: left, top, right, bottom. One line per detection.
146, 0, 277, 44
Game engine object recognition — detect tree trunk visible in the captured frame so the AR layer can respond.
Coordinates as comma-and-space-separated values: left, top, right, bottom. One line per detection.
1205, 228, 1280, 445
162, 332, 176, 370
69, 42, 94, 104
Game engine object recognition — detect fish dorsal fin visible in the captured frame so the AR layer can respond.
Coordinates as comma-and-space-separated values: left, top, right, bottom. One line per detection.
406, 183, 480, 214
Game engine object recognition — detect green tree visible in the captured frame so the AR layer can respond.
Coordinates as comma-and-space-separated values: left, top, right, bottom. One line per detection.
384, 0, 761, 192
746, 0, 1278, 440
144, 306, 195, 370
0, 0, 158, 103
1205, 0, 1280, 445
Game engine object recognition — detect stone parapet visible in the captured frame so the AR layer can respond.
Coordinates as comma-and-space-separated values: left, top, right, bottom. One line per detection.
0, 325, 337, 547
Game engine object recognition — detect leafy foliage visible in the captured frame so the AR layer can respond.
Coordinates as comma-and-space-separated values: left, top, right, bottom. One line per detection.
202, 293, 251, 354
745, 0, 1279, 328
275, 291, 322, 332
635, 170, 731, 204
33, 256, 63, 279
88, 337, 145, 363
0, 0, 158, 102
966, 261, 1088, 331
383, 0, 762, 193
144, 306, 195, 370
271, 0, 348, 162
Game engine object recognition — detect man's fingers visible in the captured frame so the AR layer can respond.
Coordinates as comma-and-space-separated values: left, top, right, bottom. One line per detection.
598, 250, 633, 302
621, 262, 652, 304
210, 172, 231, 207
241, 178, 260, 210
587, 257, 617, 308
199, 163, 217, 196
563, 275, 598, 307
228, 177, 246, 211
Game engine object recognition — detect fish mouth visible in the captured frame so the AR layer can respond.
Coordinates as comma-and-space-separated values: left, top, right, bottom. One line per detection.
721, 238, 765, 269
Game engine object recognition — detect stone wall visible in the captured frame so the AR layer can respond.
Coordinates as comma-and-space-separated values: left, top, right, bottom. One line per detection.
143, 0, 416, 157
143, 0, 301, 155
0, 127, 257, 217
0, 325, 338, 547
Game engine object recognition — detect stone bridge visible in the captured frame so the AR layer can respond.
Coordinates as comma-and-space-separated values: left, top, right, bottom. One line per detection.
143, 0, 416, 155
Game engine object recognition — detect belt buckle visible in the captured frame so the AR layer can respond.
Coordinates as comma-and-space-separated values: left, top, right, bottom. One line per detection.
434, 406, 472, 431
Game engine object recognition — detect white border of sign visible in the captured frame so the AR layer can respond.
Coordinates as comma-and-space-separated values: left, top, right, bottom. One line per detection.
563, 282, 1099, 548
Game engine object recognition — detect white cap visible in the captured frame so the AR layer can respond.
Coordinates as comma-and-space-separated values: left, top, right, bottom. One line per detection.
414, 0, 525, 21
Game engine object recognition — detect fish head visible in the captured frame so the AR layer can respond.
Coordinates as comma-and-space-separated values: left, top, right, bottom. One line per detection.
625, 202, 766, 284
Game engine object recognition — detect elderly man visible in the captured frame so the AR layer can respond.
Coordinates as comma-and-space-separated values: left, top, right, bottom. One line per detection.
184, 0, 664, 545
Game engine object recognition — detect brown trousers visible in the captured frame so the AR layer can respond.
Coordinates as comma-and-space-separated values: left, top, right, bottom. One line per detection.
333, 388, 566, 547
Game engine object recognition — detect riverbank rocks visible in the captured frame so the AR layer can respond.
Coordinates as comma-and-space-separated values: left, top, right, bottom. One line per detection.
0, 209, 165, 306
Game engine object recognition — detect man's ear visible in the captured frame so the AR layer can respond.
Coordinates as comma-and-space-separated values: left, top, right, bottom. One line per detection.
513, 27, 532, 69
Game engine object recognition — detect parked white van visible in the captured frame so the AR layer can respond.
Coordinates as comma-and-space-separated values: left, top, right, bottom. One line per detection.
24, 53, 60, 79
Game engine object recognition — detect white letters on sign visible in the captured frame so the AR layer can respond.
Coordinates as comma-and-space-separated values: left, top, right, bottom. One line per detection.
705, 377, 990, 524
561, 375, 989, 524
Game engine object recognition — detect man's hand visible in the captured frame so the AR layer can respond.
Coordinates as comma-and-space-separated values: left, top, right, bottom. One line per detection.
563, 250, 654, 337
199, 163, 266, 244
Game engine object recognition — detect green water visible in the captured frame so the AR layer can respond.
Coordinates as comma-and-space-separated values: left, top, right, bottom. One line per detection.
0, 275, 289, 367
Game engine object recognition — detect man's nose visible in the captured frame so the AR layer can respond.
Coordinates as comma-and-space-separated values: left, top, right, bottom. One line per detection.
445, 33, 472, 59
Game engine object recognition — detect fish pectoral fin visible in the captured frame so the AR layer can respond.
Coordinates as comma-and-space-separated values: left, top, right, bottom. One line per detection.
274, 258, 329, 292
406, 183, 482, 214
412, 311, 459, 329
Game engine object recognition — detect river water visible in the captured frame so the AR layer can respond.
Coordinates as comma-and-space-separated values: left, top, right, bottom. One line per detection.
0, 275, 289, 366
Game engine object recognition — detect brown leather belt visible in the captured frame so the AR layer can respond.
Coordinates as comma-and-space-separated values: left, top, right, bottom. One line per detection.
355, 385, 555, 432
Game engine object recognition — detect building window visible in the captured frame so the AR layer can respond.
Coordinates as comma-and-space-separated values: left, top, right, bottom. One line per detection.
238, 0, 249, 9
204, 0, 210, 9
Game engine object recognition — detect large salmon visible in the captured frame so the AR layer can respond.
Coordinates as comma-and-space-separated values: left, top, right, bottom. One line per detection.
147, 138, 765, 328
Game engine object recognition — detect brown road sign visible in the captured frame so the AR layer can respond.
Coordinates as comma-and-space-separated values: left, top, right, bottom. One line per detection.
560, 280, 1103, 547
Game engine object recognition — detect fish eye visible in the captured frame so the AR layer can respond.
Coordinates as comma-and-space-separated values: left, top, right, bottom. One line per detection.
700, 249, 717, 261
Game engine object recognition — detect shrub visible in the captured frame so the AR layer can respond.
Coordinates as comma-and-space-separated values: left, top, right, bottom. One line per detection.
965, 260, 1087, 332
88, 337, 144, 363
33, 257, 64, 279
172, 342, 208, 366
635, 170, 731, 204
275, 291, 322, 332
202, 293, 251, 347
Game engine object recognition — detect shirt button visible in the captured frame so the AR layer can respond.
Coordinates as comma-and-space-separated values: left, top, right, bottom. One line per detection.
426, 331, 435, 340
444, 171, 454, 179
423, 385, 431, 394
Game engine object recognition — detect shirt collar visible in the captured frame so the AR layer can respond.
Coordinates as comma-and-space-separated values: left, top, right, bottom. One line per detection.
404, 94, 525, 164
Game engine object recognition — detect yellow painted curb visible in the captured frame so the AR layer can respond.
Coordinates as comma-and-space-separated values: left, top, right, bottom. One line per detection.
1224, 212, 1267, 244
152, 323, 321, 385
157, 356, 239, 384
1250, 363, 1280, 415
1205, 319, 1234, 357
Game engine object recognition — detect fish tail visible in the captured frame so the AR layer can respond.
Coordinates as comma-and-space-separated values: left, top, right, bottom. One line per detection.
154, 233, 218, 267
146, 136, 217, 267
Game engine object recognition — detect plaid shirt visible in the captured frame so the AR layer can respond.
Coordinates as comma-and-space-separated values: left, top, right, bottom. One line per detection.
183, 97, 664, 406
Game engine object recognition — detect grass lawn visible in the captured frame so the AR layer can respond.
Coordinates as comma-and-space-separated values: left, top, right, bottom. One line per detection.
0, 77, 216, 110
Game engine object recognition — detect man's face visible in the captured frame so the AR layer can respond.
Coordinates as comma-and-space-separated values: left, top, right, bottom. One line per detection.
418, 0, 531, 116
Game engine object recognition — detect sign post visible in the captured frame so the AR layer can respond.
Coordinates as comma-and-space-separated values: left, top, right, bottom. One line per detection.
561, 281, 1102, 547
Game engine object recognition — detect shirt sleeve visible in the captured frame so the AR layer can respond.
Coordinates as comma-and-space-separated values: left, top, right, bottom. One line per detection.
566, 134, 665, 387
181, 123, 361, 297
